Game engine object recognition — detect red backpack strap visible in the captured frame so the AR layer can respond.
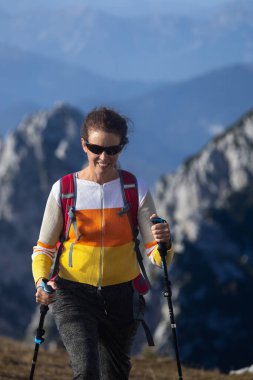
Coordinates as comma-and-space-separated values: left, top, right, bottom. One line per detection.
60, 173, 77, 240
51, 173, 77, 279
119, 170, 151, 290
119, 169, 139, 231
119, 169, 153, 346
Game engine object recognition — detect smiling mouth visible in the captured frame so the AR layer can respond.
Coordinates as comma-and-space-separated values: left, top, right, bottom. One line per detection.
97, 162, 110, 167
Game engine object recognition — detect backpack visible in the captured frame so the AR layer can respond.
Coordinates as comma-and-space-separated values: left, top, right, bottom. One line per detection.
51, 169, 154, 346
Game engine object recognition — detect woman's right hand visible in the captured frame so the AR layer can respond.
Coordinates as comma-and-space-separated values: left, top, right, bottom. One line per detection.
35, 278, 58, 306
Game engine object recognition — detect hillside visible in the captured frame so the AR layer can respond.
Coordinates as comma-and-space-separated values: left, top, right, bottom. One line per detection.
0, 337, 252, 380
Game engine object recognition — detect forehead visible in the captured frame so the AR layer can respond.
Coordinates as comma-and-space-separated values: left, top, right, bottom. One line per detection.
87, 130, 121, 145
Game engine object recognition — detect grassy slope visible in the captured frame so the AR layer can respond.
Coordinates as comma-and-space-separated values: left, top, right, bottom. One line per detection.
0, 337, 251, 380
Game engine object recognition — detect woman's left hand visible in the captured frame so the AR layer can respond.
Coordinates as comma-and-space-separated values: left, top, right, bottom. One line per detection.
150, 214, 172, 249
35, 279, 58, 306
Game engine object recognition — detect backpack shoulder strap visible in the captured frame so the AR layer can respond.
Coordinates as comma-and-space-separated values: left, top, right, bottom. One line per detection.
51, 173, 77, 279
60, 173, 77, 240
119, 169, 139, 231
119, 169, 151, 289
119, 170, 154, 346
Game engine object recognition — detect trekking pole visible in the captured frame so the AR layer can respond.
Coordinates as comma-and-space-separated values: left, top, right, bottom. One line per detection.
151, 217, 184, 380
29, 279, 54, 380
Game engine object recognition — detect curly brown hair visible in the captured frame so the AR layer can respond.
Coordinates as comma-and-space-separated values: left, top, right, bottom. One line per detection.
81, 107, 129, 145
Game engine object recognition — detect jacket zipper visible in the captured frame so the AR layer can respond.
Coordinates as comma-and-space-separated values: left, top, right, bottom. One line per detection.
98, 185, 104, 289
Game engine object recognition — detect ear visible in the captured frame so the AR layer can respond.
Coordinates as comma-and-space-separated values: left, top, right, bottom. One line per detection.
81, 138, 88, 153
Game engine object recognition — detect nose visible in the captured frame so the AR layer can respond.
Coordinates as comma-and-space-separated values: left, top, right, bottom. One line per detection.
99, 151, 109, 159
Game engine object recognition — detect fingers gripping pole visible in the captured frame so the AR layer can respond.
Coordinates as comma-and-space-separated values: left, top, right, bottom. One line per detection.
150, 217, 184, 380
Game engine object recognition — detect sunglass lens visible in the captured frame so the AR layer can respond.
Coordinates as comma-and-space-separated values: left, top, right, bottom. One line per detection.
105, 145, 123, 155
85, 143, 103, 154
91, 145, 104, 154
86, 140, 123, 155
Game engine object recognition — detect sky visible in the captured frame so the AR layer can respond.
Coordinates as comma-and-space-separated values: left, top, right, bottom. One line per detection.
0, 0, 230, 16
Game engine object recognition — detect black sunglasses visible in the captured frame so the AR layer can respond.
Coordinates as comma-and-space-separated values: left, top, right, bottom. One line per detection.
85, 139, 124, 156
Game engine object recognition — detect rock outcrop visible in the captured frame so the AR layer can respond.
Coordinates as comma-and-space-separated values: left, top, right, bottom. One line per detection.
154, 110, 253, 371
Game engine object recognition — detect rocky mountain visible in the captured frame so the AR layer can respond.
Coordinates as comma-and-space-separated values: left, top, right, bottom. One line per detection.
153, 109, 253, 371
0, 104, 85, 337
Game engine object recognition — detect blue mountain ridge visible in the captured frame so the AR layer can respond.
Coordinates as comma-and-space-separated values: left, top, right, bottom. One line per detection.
1, 0, 253, 81
2, 47, 253, 186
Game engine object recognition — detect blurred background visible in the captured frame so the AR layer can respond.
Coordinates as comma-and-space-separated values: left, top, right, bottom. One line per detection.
0, 0, 253, 374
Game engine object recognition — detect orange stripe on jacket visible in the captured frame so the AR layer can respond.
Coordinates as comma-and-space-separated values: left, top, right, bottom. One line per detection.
70, 208, 133, 247
37, 241, 56, 250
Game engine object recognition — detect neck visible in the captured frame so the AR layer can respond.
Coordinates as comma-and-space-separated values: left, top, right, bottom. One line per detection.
78, 167, 119, 184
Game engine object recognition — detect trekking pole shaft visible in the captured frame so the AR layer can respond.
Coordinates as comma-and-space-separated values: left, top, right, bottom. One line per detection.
150, 217, 183, 379
29, 319, 45, 379
160, 252, 183, 380
29, 300, 51, 379
30, 344, 39, 380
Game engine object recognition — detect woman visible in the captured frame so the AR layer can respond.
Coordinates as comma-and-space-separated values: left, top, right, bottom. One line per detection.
32, 107, 173, 380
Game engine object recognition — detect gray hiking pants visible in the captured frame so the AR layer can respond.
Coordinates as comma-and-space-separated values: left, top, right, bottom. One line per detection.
52, 278, 142, 380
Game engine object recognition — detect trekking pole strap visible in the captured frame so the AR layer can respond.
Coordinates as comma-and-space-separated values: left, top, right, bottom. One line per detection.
36, 279, 54, 294
139, 319, 155, 346
135, 241, 152, 289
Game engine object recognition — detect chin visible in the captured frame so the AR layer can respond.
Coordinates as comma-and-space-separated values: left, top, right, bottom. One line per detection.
95, 166, 110, 175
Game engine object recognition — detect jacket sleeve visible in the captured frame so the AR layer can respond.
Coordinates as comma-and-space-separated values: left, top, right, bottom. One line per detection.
32, 189, 63, 284
137, 189, 173, 268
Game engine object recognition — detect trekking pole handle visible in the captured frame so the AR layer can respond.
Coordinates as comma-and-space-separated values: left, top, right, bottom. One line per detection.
150, 217, 168, 252
36, 279, 55, 294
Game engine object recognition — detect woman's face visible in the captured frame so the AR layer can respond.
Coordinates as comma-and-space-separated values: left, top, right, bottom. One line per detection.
81, 129, 122, 180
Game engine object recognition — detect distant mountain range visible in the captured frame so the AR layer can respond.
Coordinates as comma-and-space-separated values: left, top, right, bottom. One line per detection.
1, 0, 253, 82
1, 58, 253, 185
1, 0, 253, 185
0, 44, 155, 135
